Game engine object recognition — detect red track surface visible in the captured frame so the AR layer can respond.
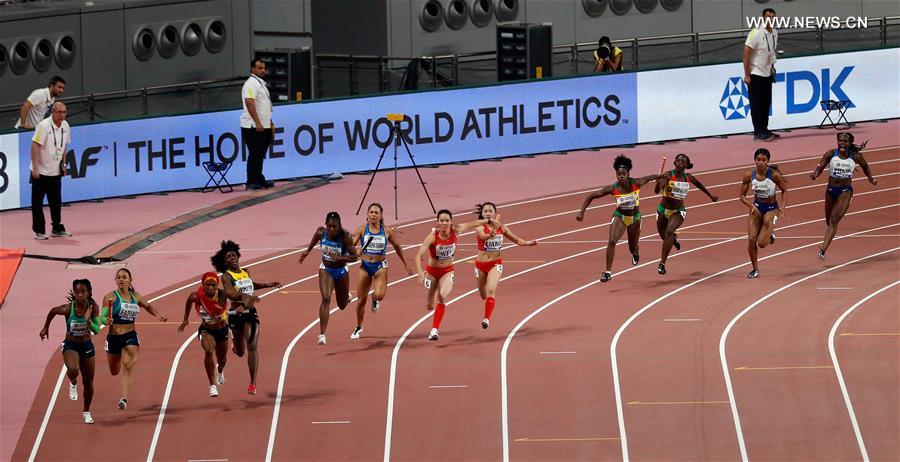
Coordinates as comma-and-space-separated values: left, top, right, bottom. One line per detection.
12, 148, 899, 462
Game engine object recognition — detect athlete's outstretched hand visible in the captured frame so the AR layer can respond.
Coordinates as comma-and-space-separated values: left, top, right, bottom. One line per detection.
297, 249, 310, 265
177, 320, 189, 333
575, 212, 585, 222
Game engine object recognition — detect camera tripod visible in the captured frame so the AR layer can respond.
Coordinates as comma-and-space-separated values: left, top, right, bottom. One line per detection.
356, 114, 435, 220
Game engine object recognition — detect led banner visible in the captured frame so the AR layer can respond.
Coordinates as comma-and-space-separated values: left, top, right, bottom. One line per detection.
0, 73, 637, 210
637, 48, 900, 142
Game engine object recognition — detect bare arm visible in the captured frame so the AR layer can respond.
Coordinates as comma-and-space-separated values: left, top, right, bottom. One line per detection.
688, 174, 718, 202
39, 304, 68, 340
634, 174, 665, 187
853, 153, 877, 185
415, 232, 435, 285
386, 227, 414, 273
773, 170, 789, 216
742, 46, 754, 84
739, 171, 754, 210
136, 293, 167, 321
502, 226, 537, 246
809, 151, 833, 180
19, 101, 33, 129
654, 175, 666, 194
455, 217, 492, 234
351, 225, 364, 247
30, 141, 41, 179
244, 98, 264, 132
608, 51, 623, 71
337, 230, 359, 264
297, 227, 325, 264
178, 293, 196, 333
576, 187, 613, 221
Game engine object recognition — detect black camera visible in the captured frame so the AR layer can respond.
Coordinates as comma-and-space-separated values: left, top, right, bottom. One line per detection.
596, 43, 611, 60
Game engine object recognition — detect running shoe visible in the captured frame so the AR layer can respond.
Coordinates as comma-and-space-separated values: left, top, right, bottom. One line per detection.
601, 271, 612, 283
82, 412, 94, 424
350, 326, 363, 340
657, 263, 667, 275
748, 269, 760, 279
817, 247, 826, 260
210, 385, 219, 397
770, 233, 776, 244
372, 299, 380, 313
428, 328, 439, 341
317, 334, 327, 345
118, 398, 127, 410
673, 235, 681, 251
247, 384, 257, 395
217, 370, 226, 385
69, 382, 78, 401
482, 318, 490, 329
631, 253, 640, 265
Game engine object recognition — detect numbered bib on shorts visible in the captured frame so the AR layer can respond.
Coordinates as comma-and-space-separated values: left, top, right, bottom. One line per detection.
233, 277, 254, 295
423, 278, 432, 289
615, 193, 638, 210
435, 243, 455, 260
668, 181, 690, 200
118, 302, 140, 322
496, 264, 504, 274
104, 339, 110, 352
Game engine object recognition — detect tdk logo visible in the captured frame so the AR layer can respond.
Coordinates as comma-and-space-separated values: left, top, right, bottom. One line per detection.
720, 66, 855, 120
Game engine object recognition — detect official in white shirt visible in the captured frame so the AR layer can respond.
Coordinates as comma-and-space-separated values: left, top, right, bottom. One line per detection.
743, 8, 780, 141
17, 76, 66, 130
30, 102, 72, 240
240, 59, 274, 190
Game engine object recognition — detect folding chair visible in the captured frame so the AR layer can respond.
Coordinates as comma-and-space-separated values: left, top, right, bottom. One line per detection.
202, 160, 234, 193
819, 100, 852, 130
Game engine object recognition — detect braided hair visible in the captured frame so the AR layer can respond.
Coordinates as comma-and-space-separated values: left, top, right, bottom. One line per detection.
67, 278, 98, 308
325, 211, 345, 242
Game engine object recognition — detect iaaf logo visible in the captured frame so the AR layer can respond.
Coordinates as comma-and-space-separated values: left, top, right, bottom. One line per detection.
720, 66, 854, 120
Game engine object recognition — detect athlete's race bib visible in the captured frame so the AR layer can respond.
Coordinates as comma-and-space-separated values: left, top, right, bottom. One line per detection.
233, 278, 254, 295
615, 193, 638, 210
668, 181, 690, 200
69, 320, 89, 336
483, 234, 503, 252
435, 243, 455, 260
321, 243, 343, 261
118, 302, 140, 322
364, 235, 387, 254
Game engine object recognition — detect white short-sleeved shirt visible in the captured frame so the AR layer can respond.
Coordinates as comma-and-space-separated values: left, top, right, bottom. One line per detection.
240, 75, 272, 129
745, 27, 778, 78
15, 87, 55, 129
31, 118, 70, 176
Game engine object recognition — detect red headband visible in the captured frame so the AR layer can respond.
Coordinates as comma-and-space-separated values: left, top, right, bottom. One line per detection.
201, 272, 219, 284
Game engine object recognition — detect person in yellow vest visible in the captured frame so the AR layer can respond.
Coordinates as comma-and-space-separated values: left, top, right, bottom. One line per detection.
212, 240, 280, 396
593, 36, 623, 73
576, 155, 664, 282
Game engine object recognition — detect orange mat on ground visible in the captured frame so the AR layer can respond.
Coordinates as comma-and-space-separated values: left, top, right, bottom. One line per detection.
0, 248, 25, 309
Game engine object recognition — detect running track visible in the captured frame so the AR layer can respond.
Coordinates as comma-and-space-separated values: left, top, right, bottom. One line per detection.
13, 147, 900, 462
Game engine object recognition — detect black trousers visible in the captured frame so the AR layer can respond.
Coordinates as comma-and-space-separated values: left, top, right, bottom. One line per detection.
31, 174, 64, 234
241, 127, 272, 185
748, 74, 774, 135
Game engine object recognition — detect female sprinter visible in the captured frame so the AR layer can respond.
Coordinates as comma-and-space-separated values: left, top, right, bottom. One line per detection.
576, 155, 663, 282
809, 132, 877, 259
414, 209, 493, 341
39, 279, 101, 424
213, 240, 281, 395
740, 148, 788, 278
100, 269, 167, 410
298, 212, 359, 346
653, 154, 718, 274
179, 272, 251, 397
349, 203, 413, 339
473, 202, 538, 329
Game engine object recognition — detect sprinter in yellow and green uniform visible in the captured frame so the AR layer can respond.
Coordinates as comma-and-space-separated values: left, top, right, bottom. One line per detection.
576, 155, 665, 282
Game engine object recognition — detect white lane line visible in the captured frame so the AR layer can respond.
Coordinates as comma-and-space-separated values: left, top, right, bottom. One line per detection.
720, 247, 899, 462
496, 200, 895, 461
663, 318, 701, 322
817, 287, 853, 290
539, 351, 577, 355
428, 385, 468, 389
311, 421, 351, 425
828, 280, 900, 462
187, 459, 229, 462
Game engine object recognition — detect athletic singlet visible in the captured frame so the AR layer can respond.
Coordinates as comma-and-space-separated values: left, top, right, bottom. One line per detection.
67, 302, 90, 337
477, 224, 504, 252
429, 229, 457, 261
226, 268, 254, 296
110, 290, 140, 324
751, 167, 777, 199
828, 149, 856, 180
662, 170, 691, 200
320, 229, 348, 263
194, 288, 227, 324
361, 224, 387, 257
612, 179, 640, 211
